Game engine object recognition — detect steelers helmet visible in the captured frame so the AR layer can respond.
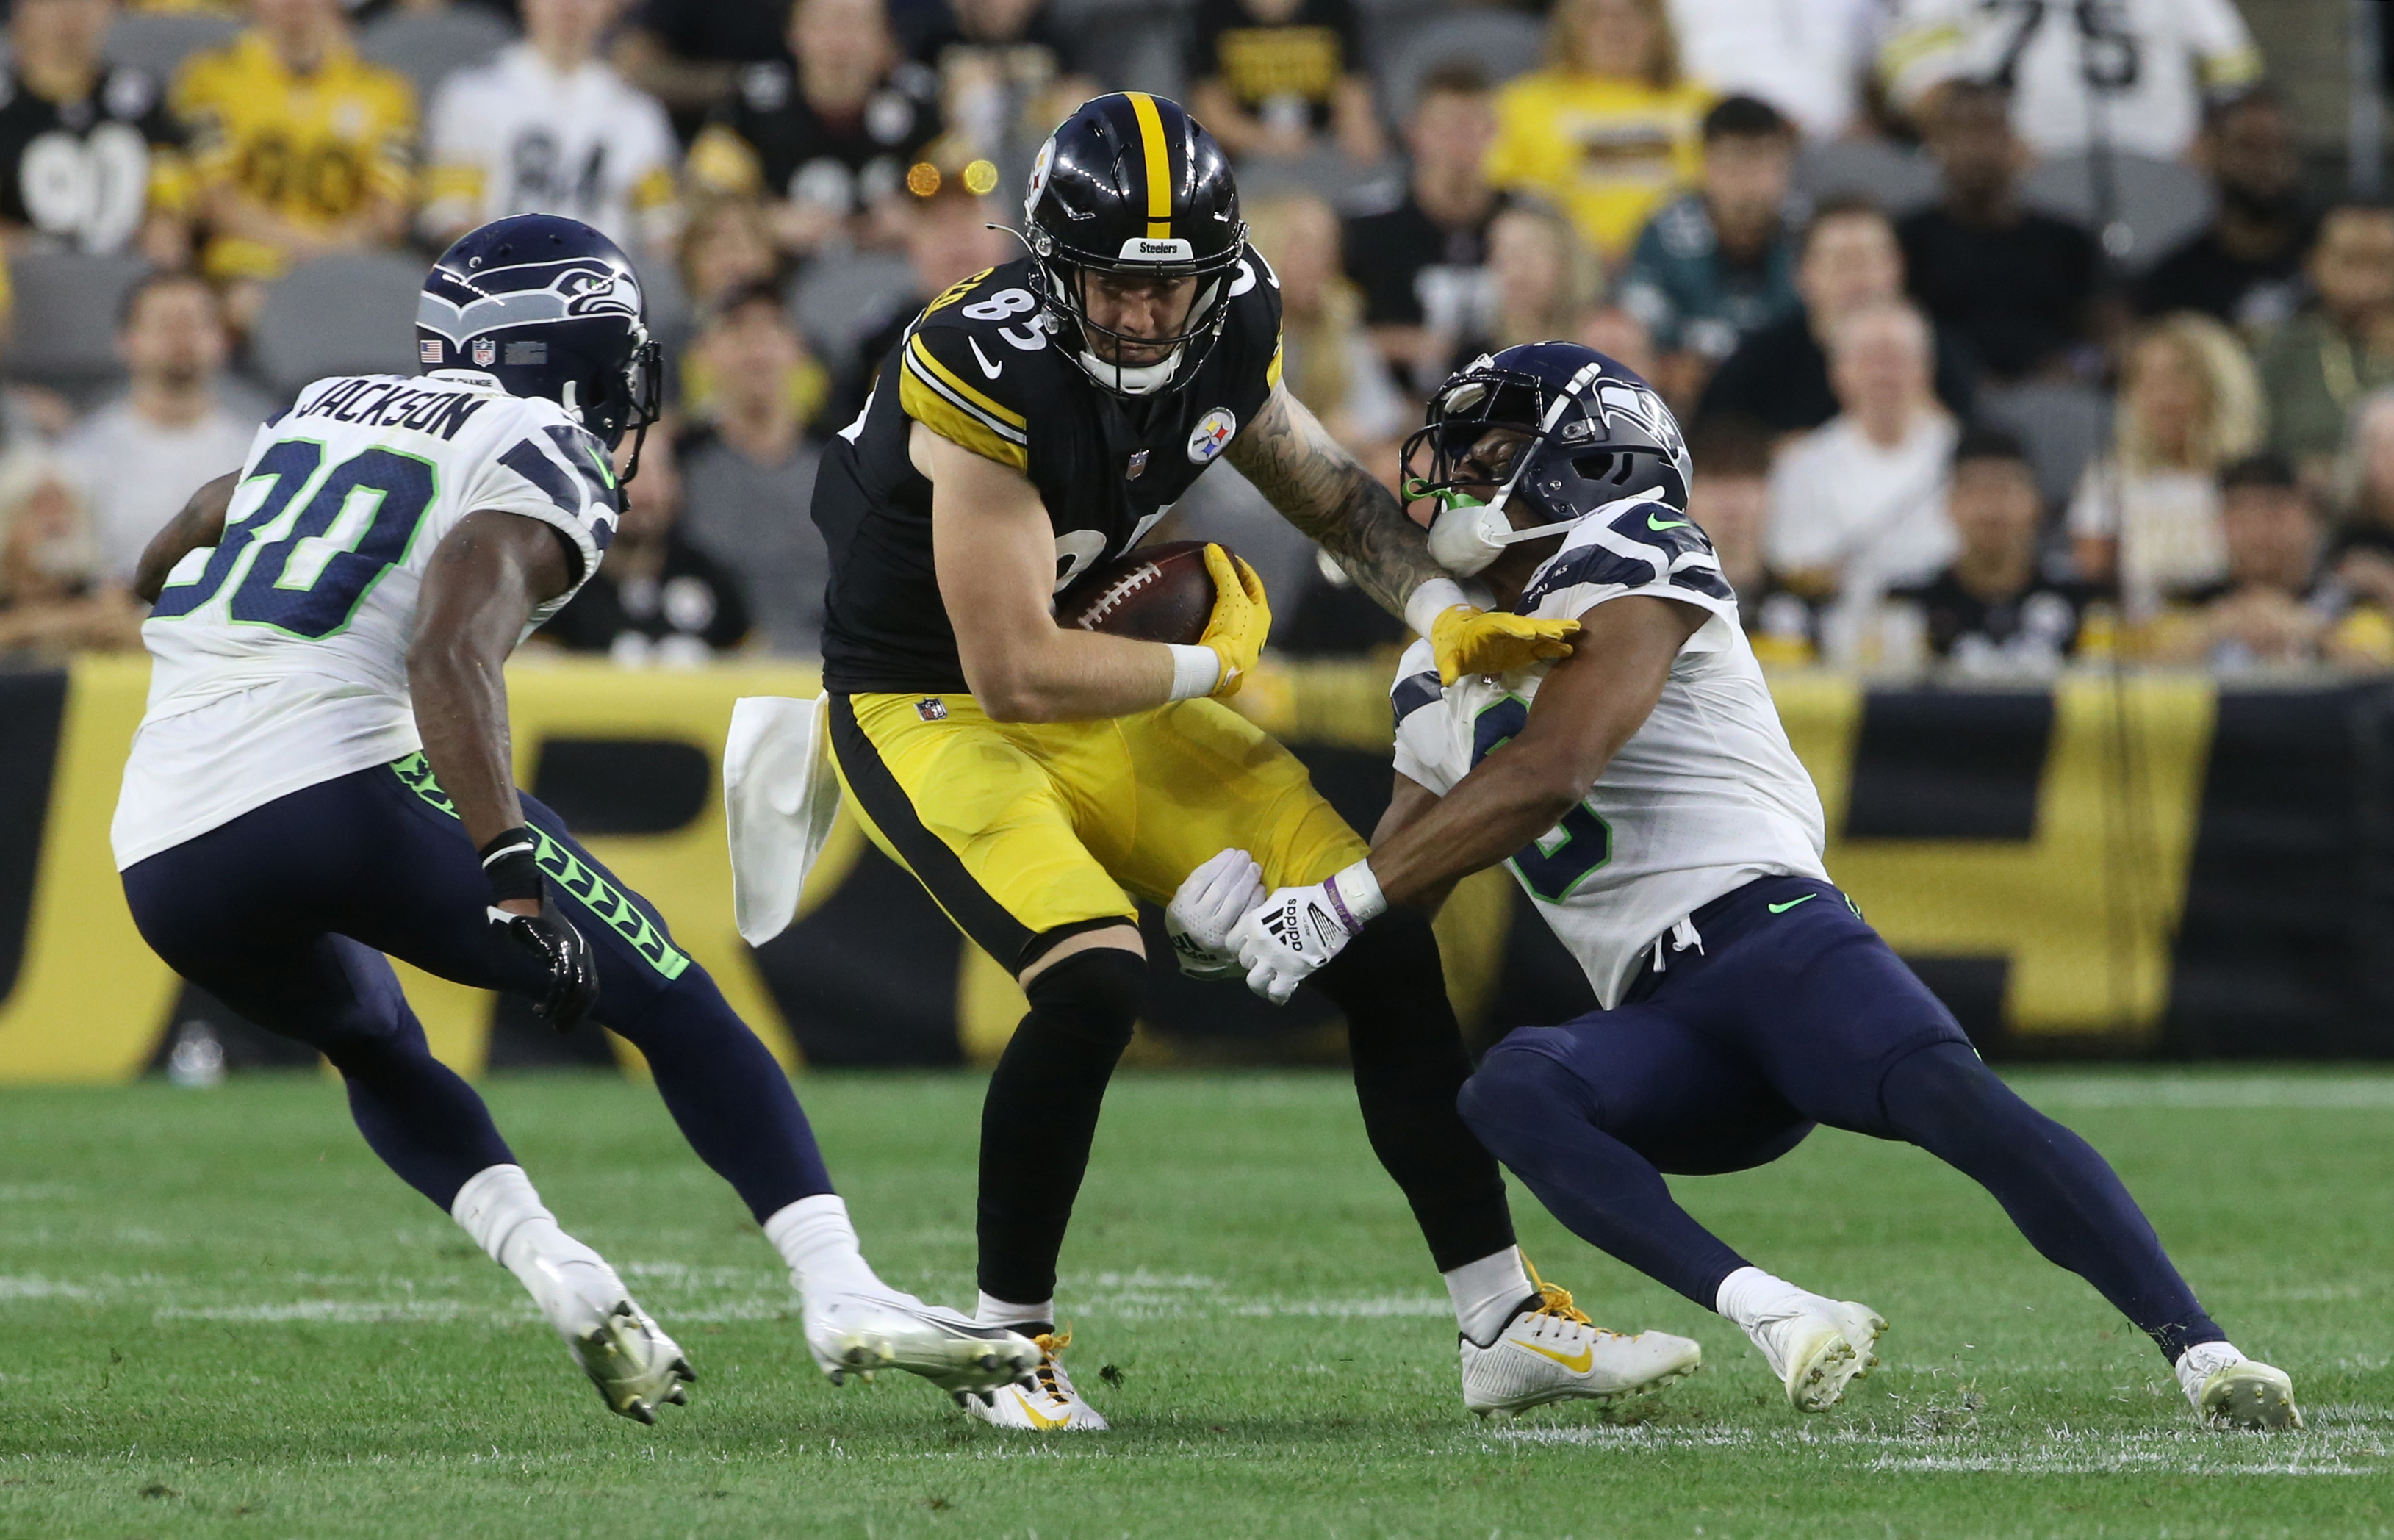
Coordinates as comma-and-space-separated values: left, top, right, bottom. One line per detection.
1021, 93, 1247, 397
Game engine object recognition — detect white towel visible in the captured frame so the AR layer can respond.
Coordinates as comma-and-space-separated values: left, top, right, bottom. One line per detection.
722, 694, 843, 947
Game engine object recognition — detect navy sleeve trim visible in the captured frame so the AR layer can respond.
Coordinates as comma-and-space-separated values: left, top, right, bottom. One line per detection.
1391, 669, 1442, 726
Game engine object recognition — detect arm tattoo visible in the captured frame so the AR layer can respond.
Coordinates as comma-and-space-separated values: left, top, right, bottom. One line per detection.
1226, 386, 1447, 621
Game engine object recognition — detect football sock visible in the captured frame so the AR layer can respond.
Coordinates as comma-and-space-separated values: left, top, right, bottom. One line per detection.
451, 1163, 622, 1339
1444, 1247, 1536, 1345
975, 946, 1146, 1306
1459, 1049, 1751, 1306
605, 968, 835, 1223
1713, 1266, 1814, 1333
975, 1292, 1056, 1334
1312, 910, 1517, 1273
1875, 1042, 2225, 1363
763, 1194, 885, 1301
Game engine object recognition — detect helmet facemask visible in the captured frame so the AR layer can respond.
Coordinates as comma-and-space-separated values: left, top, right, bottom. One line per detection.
1026, 227, 1246, 398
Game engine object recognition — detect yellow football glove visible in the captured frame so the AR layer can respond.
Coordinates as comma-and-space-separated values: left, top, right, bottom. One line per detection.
1428, 605, 1579, 686
1198, 544, 1271, 696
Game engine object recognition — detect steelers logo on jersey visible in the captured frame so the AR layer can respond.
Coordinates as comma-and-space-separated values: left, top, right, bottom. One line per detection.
1187, 408, 1237, 465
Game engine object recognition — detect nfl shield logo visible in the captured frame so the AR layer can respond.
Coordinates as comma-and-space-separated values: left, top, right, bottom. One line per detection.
1126, 450, 1149, 481
472, 337, 497, 367
916, 698, 949, 722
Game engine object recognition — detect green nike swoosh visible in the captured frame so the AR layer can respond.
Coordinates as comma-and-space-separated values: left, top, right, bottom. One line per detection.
586, 444, 619, 492
1647, 513, 1691, 530
1767, 895, 1817, 914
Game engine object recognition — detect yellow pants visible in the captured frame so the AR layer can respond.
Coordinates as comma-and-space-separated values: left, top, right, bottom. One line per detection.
825, 691, 1369, 971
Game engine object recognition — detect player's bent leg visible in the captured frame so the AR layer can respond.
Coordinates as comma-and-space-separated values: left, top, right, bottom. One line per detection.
1872, 1041, 2299, 1429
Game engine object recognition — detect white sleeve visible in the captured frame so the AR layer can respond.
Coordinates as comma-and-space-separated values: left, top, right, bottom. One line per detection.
456, 403, 617, 614
1519, 498, 1743, 653
1387, 638, 1451, 794
2065, 461, 2116, 539
2181, 0, 2262, 84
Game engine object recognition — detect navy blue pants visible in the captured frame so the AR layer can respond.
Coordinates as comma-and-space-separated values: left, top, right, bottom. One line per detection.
122, 755, 833, 1219
1459, 874, 2224, 1362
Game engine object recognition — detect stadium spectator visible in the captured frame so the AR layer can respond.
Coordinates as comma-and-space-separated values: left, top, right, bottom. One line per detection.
1880, 0, 2262, 163
2069, 313, 2260, 617
1765, 303, 1959, 633
1664, 0, 1879, 140
1891, 427, 2108, 674
1898, 79, 2100, 384
1686, 415, 1816, 666
539, 428, 752, 664
2326, 389, 2394, 620
62, 273, 261, 584
1186, 0, 1384, 168
685, 0, 943, 260
1698, 198, 1976, 435
2138, 89, 2315, 334
1247, 193, 1406, 458
1485, 201, 1604, 354
1487, 0, 1712, 262
612, 0, 789, 137
0, 449, 143, 659
1577, 303, 1658, 385
2147, 453, 2393, 672
0, 0, 191, 265
1342, 62, 1506, 396
677, 283, 830, 655
1617, 94, 1800, 408
2255, 204, 2394, 483
172, 0, 416, 320
420, 0, 682, 256
910, 0, 1093, 190
826, 163, 1013, 429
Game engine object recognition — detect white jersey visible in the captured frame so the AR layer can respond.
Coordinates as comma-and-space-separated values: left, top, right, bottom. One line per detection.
1882, 0, 2260, 162
1392, 502, 1827, 1008
422, 45, 679, 252
112, 370, 617, 870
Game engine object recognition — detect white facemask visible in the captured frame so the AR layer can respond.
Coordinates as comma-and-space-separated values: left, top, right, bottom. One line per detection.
1076, 345, 1182, 396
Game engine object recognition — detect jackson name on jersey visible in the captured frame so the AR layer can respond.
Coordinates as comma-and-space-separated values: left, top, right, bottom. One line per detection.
1391, 493, 1829, 1007
811, 253, 1285, 694
112, 370, 621, 871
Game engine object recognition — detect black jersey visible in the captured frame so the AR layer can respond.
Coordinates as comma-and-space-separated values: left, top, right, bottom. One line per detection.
0, 65, 185, 253
814, 254, 1286, 694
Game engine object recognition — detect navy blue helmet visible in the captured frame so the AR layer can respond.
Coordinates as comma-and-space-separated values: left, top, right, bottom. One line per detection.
1402, 342, 1692, 575
415, 214, 663, 469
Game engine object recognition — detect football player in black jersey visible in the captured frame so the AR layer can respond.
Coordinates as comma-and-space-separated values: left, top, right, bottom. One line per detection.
811, 93, 1692, 1428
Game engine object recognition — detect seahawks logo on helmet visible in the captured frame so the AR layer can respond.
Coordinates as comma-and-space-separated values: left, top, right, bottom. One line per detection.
417, 257, 643, 345
1596, 381, 1686, 465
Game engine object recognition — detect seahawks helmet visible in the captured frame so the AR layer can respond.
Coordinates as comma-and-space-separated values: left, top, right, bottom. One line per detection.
1021, 93, 1247, 397
416, 214, 664, 472
1401, 342, 1692, 576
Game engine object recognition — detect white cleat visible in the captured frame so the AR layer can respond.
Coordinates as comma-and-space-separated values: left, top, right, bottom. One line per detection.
2179, 1345, 2301, 1431
960, 1329, 1109, 1431
570, 1298, 695, 1425
1461, 1275, 1703, 1419
803, 1292, 1041, 1396
1743, 1293, 1885, 1412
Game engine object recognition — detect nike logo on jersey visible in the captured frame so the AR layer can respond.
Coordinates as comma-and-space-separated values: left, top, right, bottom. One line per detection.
1512, 1338, 1595, 1374
1648, 513, 1692, 531
1768, 895, 1817, 913
968, 337, 1005, 380
586, 443, 618, 491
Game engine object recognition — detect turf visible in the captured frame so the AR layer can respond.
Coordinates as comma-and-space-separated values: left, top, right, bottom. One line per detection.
0, 1069, 2386, 1539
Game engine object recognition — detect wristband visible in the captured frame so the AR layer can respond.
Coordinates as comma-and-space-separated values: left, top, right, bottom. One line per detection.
1321, 858, 1387, 936
1165, 643, 1223, 701
479, 826, 544, 905
1404, 579, 1471, 641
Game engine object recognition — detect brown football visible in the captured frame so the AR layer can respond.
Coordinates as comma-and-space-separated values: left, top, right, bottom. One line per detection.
1054, 539, 1221, 646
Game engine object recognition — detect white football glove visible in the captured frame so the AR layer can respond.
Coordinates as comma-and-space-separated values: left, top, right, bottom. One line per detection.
1165, 847, 1265, 979
1231, 860, 1387, 1005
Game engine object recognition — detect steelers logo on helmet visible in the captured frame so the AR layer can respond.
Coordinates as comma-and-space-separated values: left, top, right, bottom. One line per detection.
1018, 93, 1248, 399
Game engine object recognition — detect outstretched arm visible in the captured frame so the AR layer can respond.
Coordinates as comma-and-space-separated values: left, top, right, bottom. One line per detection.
1224, 384, 1442, 622
133, 471, 240, 603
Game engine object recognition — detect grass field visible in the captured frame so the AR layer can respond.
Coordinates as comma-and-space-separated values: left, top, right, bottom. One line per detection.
0, 1068, 2387, 1539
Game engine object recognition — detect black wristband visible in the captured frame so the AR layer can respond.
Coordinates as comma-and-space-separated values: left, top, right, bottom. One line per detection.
479, 826, 544, 906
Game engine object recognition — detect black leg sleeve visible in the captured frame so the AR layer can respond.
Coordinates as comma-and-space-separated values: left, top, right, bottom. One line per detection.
975, 947, 1147, 1306
1312, 908, 1516, 1272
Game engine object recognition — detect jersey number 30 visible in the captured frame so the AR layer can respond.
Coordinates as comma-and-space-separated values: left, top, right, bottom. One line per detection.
151, 441, 435, 638
1472, 695, 1612, 903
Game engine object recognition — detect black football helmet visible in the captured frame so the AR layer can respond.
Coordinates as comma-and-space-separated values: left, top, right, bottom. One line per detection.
415, 215, 664, 475
1021, 93, 1248, 397
1401, 342, 1693, 575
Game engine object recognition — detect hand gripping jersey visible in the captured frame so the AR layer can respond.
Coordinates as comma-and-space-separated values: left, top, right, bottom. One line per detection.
112, 371, 619, 870
812, 254, 1284, 694
1391, 496, 1829, 1007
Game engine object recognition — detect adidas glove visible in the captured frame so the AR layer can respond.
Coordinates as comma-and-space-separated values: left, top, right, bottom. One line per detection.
1165, 847, 1265, 979
1429, 605, 1579, 686
1231, 859, 1387, 1006
481, 827, 597, 1032
1196, 544, 1271, 697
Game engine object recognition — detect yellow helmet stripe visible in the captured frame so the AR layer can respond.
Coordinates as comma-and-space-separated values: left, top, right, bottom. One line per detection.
1126, 91, 1173, 240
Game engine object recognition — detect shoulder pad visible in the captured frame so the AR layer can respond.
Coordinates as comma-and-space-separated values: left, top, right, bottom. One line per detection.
899, 303, 1044, 472
1390, 637, 1442, 727
1522, 498, 1733, 611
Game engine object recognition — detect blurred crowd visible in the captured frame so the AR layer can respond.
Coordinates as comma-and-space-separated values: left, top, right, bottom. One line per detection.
0, 0, 2382, 682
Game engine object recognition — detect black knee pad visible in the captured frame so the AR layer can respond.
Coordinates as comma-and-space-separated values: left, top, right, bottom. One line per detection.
1021, 946, 1146, 1053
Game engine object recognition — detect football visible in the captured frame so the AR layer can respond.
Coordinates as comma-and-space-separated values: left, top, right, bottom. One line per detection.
1054, 539, 1222, 645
